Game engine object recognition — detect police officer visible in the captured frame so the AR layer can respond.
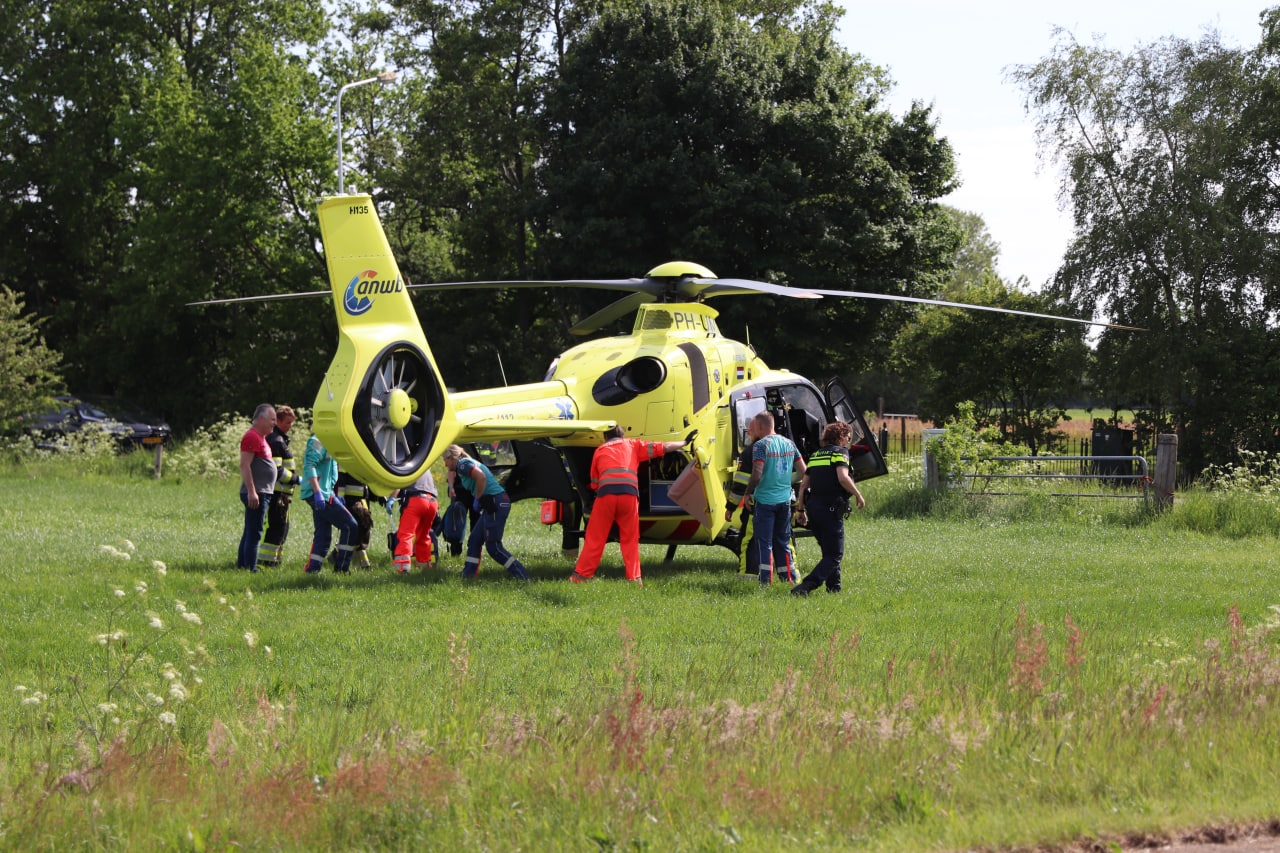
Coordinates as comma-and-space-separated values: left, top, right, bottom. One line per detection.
792, 421, 865, 596
259, 405, 298, 567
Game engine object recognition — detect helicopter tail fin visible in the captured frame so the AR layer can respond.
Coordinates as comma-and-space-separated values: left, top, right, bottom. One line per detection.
311, 195, 456, 489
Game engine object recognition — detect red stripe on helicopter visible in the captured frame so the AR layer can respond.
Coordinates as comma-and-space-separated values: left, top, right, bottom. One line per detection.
639, 519, 704, 541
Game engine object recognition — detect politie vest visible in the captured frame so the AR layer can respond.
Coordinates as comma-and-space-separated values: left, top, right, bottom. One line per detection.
805, 445, 851, 500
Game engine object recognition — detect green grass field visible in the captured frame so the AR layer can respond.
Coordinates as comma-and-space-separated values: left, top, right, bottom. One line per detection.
2, 456, 1279, 851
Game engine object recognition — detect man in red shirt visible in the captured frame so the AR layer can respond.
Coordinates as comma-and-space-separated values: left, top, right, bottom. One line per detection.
238, 403, 277, 572
570, 426, 689, 585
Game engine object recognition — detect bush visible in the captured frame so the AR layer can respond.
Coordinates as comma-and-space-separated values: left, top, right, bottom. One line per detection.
165, 408, 310, 481
0, 426, 156, 478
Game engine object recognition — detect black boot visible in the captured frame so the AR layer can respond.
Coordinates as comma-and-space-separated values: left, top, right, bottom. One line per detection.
791, 578, 821, 597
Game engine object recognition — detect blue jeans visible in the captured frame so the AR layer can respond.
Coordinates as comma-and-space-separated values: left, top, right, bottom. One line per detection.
306, 497, 358, 572
463, 493, 529, 580
239, 491, 270, 570
799, 498, 845, 591
753, 500, 796, 583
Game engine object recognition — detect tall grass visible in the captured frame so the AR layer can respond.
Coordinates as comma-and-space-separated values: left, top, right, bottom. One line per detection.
1, 453, 1279, 850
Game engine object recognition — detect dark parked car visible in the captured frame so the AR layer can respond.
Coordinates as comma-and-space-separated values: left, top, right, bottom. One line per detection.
24, 396, 171, 451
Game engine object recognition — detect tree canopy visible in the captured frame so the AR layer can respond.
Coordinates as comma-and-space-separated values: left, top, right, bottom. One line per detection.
1010, 15, 1280, 470
0, 0, 1109, 444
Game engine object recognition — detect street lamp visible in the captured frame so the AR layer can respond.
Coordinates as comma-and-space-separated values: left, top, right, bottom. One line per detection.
336, 70, 398, 195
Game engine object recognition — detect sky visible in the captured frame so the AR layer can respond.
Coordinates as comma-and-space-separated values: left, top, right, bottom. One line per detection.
834, 1, 1271, 288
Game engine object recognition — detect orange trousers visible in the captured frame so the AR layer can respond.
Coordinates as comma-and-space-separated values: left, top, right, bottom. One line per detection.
574, 493, 641, 581
394, 495, 438, 571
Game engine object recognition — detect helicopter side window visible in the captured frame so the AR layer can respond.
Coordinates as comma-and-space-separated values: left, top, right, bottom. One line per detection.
733, 396, 767, 455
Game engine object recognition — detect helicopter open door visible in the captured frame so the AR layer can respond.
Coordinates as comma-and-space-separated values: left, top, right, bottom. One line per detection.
823, 378, 889, 481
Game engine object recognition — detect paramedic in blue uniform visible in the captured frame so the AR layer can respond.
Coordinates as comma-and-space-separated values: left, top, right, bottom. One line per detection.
442, 444, 529, 580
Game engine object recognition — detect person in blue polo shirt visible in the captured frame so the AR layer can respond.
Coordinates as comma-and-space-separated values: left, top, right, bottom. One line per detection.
743, 411, 806, 585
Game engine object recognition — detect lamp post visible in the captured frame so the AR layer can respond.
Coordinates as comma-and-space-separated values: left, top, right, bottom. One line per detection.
336, 70, 398, 195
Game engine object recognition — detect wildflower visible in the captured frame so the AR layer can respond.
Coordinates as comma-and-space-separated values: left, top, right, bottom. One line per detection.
97, 702, 118, 714
122, 539, 136, 553
152, 560, 167, 576
218, 597, 227, 605
181, 612, 202, 626
244, 631, 258, 649
94, 630, 126, 646
21, 693, 45, 707
145, 693, 165, 707
264, 646, 273, 657
174, 600, 187, 613
245, 590, 254, 600
169, 683, 188, 702
135, 581, 148, 594
14, 685, 27, 694
158, 711, 176, 726
147, 613, 164, 630
100, 544, 121, 557
161, 663, 178, 681
113, 588, 126, 598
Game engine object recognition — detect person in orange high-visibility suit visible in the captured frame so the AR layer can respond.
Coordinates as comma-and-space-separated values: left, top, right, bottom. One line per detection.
571, 426, 690, 585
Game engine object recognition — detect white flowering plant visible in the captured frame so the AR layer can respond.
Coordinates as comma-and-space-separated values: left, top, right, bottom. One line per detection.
1201, 448, 1280, 500
15, 540, 266, 763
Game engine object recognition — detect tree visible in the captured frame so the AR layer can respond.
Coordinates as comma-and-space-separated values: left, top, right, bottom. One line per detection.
1009, 23, 1280, 471
0, 0, 333, 430
382, 0, 571, 388
535, 0, 959, 387
0, 286, 64, 436
893, 284, 1088, 455
891, 209, 1087, 455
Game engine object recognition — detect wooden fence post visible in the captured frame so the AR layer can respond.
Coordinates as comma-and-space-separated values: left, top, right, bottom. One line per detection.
1154, 433, 1178, 510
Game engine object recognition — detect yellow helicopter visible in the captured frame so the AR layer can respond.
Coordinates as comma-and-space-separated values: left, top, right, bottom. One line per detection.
197, 192, 1128, 561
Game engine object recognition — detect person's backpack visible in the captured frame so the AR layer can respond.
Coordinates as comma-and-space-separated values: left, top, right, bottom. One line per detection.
441, 498, 467, 555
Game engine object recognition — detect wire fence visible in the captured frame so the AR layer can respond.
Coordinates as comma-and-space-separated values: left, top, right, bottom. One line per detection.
951, 455, 1151, 505
876, 431, 1144, 462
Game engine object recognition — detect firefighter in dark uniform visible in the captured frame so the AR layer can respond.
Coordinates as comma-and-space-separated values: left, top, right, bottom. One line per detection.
725, 415, 762, 573
330, 469, 374, 569
259, 405, 298, 567
792, 421, 865, 596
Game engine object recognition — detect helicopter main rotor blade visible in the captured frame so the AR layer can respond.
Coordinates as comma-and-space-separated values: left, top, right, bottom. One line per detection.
570, 292, 659, 336
187, 289, 330, 307
691, 278, 823, 299
407, 278, 669, 296
802, 288, 1145, 331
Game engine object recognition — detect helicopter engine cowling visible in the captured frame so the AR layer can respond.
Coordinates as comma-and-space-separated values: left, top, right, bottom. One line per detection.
591, 356, 667, 406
